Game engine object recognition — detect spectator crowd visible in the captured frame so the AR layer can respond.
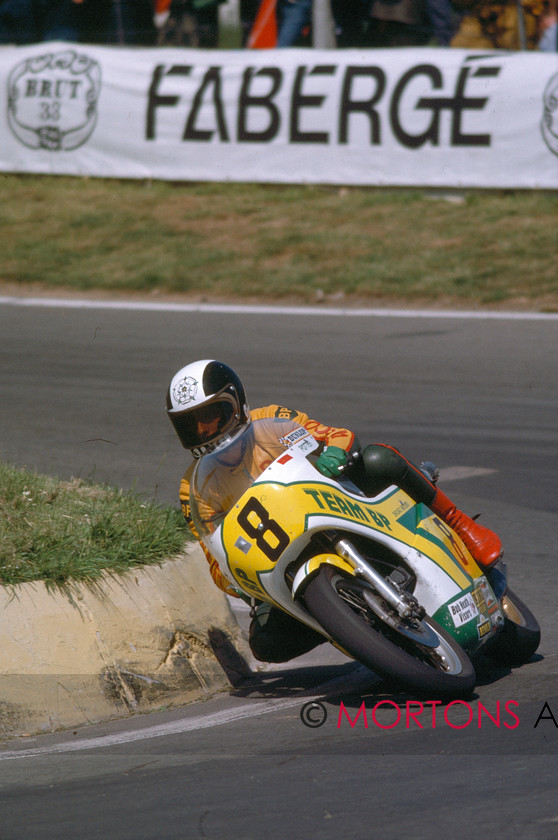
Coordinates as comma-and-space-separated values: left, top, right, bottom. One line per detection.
0, 0, 555, 51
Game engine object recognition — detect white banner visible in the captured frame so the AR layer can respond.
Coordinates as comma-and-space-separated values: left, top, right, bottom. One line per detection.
1, 42, 557, 189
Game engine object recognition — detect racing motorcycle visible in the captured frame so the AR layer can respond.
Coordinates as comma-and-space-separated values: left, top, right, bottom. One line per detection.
190, 418, 540, 698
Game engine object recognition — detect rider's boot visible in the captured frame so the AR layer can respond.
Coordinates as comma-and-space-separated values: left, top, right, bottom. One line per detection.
430, 488, 503, 570
358, 444, 503, 570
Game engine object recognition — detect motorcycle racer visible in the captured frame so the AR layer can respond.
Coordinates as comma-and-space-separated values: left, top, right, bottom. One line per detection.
166, 359, 503, 662
167, 360, 356, 590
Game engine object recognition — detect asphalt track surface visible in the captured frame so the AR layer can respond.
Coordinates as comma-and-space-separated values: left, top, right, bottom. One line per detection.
1, 298, 557, 839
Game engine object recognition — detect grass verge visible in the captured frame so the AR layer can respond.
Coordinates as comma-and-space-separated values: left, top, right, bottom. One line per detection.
0, 462, 189, 588
1, 176, 557, 310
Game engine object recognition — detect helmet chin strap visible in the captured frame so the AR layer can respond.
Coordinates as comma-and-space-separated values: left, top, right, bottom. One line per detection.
191, 440, 219, 459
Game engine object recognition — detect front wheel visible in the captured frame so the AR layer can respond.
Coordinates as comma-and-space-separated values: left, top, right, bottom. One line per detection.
303, 565, 476, 698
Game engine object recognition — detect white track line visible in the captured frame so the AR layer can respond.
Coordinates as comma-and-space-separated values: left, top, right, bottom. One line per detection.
0, 669, 373, 761
1, 296, 557, 320
0, 698, 306, 760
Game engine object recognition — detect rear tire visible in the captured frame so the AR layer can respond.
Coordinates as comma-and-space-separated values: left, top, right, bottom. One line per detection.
486, 588, 541, 667
303, 565, 476, 698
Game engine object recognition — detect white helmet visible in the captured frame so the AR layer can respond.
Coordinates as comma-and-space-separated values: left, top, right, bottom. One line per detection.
166, 360, 250, 457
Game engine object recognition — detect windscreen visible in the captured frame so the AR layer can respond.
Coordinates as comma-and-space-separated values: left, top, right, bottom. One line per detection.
190, 417, 304, 537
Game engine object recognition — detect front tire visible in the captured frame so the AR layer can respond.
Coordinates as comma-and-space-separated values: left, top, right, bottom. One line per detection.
303, 565, 476, 698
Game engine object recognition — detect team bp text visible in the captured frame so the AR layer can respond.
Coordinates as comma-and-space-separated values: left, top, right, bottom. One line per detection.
146, 59, 502, 149
303, 487, 392, 530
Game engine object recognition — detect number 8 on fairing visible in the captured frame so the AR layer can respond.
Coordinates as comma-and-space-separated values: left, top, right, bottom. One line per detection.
237, 497, 289, 562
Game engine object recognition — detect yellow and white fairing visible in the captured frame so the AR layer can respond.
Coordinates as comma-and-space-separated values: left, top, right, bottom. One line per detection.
191, 419, 489, 640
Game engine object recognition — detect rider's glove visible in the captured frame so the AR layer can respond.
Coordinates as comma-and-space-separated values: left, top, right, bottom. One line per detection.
316, 446, 349, 477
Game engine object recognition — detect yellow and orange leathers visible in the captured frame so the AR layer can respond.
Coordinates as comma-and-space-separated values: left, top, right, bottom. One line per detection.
179, 404, 355, 596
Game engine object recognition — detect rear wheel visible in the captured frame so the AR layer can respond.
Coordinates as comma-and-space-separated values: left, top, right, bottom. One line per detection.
486, 588, 540, 667
303, 564, 476, 698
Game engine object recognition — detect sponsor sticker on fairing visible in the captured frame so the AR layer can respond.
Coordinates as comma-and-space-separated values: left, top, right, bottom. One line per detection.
475, 577, 499, 614
448, 592, 480, 627
477, 617, 492, 639
280, 428, 319, 455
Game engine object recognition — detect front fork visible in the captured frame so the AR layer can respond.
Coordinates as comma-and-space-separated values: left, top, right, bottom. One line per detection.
334, 537, 425, 622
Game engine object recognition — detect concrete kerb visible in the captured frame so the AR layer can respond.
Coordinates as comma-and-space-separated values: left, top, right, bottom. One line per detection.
0, 543, 253, 739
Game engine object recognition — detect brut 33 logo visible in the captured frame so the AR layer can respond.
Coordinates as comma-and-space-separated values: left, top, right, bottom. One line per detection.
8, 50, 101, 151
